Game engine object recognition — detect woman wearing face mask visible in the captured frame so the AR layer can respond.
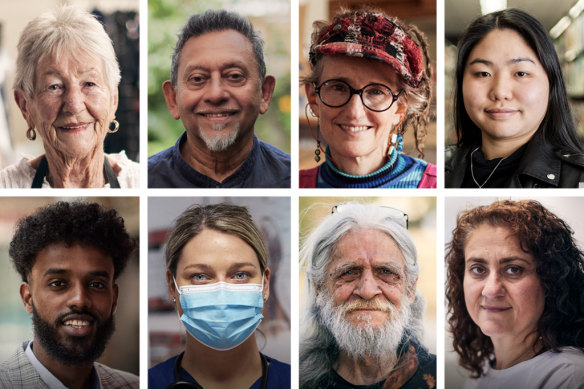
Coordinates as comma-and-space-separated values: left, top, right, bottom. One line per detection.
148, 204, 291, 389
445, 8, 584, 188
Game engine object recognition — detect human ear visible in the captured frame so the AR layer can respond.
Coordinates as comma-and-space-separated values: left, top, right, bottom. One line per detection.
162, 81, 180, 120
262, 267, 271, 303
14, 89, 35, 128
259, 76, 276, 115
305, 83, 319, 117
20, 282, 33, 314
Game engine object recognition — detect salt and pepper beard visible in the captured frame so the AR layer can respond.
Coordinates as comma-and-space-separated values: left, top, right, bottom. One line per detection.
31, 303, 115, 366
316, 291, 411, 361
199, 123, 240, 152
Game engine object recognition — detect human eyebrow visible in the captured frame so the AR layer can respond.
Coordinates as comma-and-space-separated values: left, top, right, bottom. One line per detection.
182, 263, 214, 272
329, 262, 361, 278
499, 256, 532, 265
44, 268, 69, 276
508, 57, 536, 65
467, 58, 493, 67
88, 270, 111, 279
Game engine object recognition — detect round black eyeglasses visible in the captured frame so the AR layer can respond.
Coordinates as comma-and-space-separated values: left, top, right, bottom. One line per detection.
314, 79, 403, 112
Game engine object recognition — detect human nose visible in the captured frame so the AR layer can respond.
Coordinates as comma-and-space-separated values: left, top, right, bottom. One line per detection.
68, 282, 91, 310
481, 272, 505, 298
354, 269, 382, 300
203, 76, 229, 104
62, 86, 85, 115
489, 75, 512, 101
343, 92, 368, 118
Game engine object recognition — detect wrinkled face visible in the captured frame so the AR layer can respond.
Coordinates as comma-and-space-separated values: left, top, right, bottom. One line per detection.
22, 243, 118, 364
462, 29, 549, 148
463, 224, 545, 341
16, 51, 118, 159
167, 229, 270, 317
324, 228, 410, 329
306, 56, 405, 163
164, 30, 274, 152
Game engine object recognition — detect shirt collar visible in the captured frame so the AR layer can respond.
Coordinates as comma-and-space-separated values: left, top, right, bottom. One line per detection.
25, 341, 102, 389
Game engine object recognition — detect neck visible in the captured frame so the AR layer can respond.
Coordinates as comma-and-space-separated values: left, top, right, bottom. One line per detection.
480, 134, 531, 160
181, 334, 263, 389
40, 147, 106, 188
334, 349, 397, 386
330, 148, 388, 176
491, 333, 542, 370
181, 132, 254, 183
31, 339, 94, 389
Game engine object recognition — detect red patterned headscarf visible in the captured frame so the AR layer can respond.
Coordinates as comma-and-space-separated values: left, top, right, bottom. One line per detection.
309, 12, 424, 88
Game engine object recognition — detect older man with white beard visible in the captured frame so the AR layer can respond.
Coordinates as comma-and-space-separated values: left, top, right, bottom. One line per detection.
300, 203, 436, 389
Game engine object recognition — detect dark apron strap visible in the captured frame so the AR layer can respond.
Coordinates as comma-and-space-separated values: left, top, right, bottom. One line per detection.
104, 156, 121, 188
31, 156, 48, 188
31, 156, 121, 188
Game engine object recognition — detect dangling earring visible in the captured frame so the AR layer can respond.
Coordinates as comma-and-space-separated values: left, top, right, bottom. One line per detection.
387, 115, 405, 157
108, 120, 120, 134
26, 127, 36, 141
314, 127, 322, 162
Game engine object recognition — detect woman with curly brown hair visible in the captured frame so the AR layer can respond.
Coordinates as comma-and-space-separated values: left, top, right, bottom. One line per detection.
446, 200, 584, 388
299, 8, 436, 188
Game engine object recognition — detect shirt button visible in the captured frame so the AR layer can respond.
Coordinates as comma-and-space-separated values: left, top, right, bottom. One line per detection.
547, 174, 555, 180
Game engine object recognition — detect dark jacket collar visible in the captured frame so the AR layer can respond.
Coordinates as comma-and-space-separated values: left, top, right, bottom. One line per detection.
446, 133, 584, 188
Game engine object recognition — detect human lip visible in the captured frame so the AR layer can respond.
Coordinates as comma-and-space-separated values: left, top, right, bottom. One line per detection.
484, 108, 519, 119
60, 314, 95, 336
197, 110, 238, 119
57, 122, 92, 131
337, 124, 372, 133
481, 305, 511, 313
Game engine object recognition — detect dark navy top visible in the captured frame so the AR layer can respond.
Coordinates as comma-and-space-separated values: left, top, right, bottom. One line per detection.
148, 354, 291, 389
148, 132, 290, 188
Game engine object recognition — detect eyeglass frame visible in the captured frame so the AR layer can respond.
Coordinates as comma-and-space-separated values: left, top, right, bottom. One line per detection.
314, 79, 403, 112
331, 204, 408, 229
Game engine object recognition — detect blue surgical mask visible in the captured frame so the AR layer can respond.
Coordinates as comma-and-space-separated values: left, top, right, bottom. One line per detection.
173, 276, 264, 351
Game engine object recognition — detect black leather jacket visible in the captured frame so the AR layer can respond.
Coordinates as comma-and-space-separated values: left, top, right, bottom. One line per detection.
445, 134, 584, 188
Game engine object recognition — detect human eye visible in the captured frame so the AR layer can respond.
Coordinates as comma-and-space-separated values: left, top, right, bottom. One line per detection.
366, 85, 390, 96
187, 74, 207, 87
225, 71, 246, 85
468, 265, 486, 277
515, 71, 529, 77
505, 265, 523, 276
190, 273, 208, 283
48, 279, 66, 289
233, 272, 250, 281
474, 71, 491, 78
324, 80, 348, 92
377, 267, 401, 282
89, 280, 106, 289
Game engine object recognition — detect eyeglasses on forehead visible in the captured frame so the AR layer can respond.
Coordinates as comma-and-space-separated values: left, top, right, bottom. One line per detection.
331, 204, 408, 229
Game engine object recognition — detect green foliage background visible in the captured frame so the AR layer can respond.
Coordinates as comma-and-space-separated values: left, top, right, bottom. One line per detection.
148, 0, 291, 156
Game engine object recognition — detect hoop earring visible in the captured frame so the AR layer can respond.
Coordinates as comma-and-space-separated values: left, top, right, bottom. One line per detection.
26, 127, 36, 141
108, 120, 120, 134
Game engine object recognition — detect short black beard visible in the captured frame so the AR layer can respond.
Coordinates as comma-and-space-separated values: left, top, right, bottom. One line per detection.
32, 304, 115, 366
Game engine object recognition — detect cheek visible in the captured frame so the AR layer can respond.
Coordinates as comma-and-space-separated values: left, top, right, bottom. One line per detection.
463, 277, 480, 314
329, 284, 354, 306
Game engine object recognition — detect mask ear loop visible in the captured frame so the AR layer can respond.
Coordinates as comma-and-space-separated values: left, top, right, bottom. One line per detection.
305, 103, 334, 164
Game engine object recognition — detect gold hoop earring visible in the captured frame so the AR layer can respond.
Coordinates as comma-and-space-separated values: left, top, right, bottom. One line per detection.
26, 127, 36, 141
108, 120, 120, 134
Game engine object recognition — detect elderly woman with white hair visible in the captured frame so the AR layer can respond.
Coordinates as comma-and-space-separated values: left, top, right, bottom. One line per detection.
299, 202, 436, 388
0, 5, 139, 188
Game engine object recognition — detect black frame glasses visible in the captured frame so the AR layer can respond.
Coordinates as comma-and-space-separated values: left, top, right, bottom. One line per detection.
331, 204, 408, 229
314, 79, 403, 112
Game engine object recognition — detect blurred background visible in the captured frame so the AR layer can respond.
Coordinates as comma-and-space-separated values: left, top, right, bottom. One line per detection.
444, 196, 584, 389
444, 0, 584, 145
0, 196, 139, 375
0, 0, 140, 168
148, 0, 291, 157
298, 196, 437, 354
299, 0, 437, 170
148, 196, 291, 366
